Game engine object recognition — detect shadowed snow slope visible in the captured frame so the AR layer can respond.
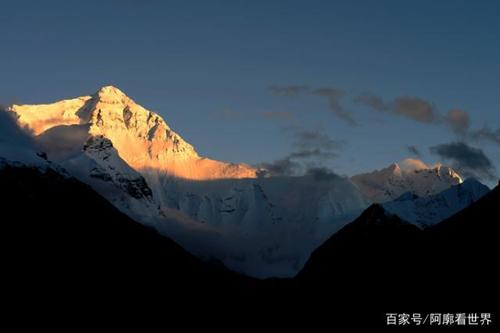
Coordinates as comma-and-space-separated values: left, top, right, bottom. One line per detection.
1, 166, 254, 300
382, 178, 490, 227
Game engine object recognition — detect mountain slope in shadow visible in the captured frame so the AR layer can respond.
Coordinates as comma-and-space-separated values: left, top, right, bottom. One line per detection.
3, 162, 497, 328
297, 181, 499, 317
2, 166, 256, 302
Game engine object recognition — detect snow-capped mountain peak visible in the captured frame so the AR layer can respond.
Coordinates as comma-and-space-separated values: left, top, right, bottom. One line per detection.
94, 85, 129, 103
387, 162, 402, 176
351, 159, 463, 203
10, 86, 257, 180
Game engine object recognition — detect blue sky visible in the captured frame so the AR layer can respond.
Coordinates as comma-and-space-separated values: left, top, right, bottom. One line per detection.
1, 0, 499, 184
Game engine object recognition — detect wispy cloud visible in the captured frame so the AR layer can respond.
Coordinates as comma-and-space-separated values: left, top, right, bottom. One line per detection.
470, 126, 500, 146
353, 93, 387, 112
355, 93, 439, 124
293, 129, 343, 151
256, 158, 300, 177
256, 129, 343, 177
430, 141, 496, 181
407, 145, 421, 156
353, 92, 500, 150
271, 85, 499, 165
287, 148, 336, 160
312, 88, 357, 126
445, 109, 470, 134
391, 96, 438, 123
269, 85, 357, 126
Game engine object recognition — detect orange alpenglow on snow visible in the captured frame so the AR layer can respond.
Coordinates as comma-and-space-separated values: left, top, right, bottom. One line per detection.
9, 86, 257, 180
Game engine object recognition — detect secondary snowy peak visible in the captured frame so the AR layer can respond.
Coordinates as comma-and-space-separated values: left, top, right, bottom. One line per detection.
351, 159, 463, 203
382, 178, 490, 228
9, 86, 257, 180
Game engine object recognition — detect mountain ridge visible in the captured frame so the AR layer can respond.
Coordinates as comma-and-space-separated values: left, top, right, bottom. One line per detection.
351, 158, 463, 203
382, 178, 490, 227
3, 86, 472, 278
296, 181, 499, 320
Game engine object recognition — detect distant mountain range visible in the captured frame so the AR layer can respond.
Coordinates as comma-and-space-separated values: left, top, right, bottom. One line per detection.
0, 86, 493, 279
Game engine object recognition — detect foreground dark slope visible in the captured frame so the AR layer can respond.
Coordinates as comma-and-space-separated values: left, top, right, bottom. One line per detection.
298, 181, 500, 313
2, 166, 256, 299
3, 163, 497, 327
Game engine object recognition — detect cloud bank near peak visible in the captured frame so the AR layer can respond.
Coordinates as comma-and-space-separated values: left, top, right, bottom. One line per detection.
430, 141, 496, 181
256, 128, 343, 177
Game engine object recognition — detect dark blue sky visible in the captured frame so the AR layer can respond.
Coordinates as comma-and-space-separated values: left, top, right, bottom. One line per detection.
1, 0, 499, 183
